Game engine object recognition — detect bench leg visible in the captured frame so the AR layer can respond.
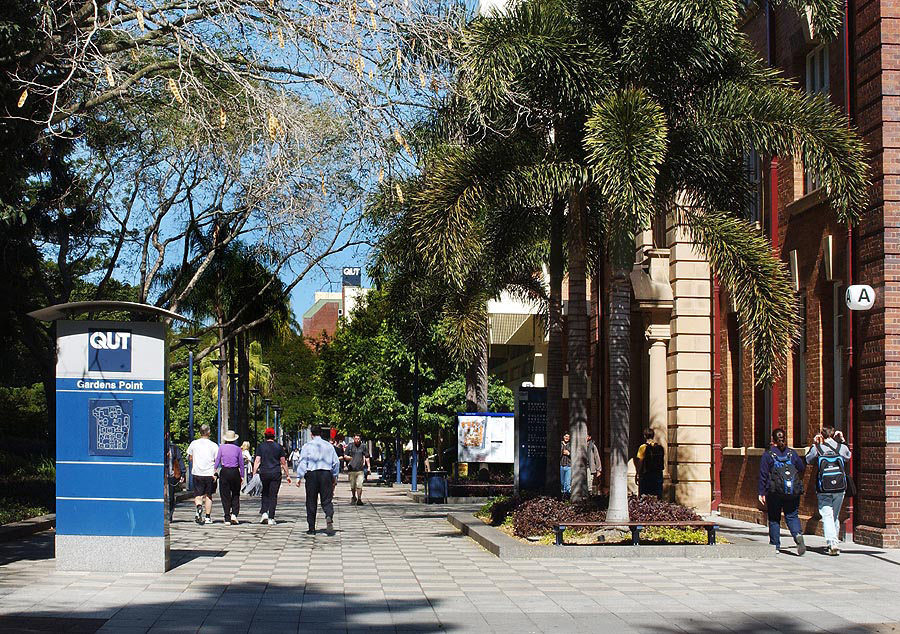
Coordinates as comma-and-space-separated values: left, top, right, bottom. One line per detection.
630, 526, 641, 546
707, 527, 716, 545
555, 526, 564, 546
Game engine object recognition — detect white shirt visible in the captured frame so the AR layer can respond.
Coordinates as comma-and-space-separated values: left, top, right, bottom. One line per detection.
187, 437, 219, 476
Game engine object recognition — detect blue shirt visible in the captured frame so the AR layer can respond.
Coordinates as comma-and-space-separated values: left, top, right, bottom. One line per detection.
296, 437, 340, 479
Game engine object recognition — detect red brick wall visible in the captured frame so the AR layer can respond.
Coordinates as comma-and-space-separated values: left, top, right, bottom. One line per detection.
852, 0, 900, 548
722, 3, 900, 545
302, 301, 339, 344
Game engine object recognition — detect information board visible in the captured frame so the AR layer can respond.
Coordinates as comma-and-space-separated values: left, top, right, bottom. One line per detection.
515, 386, 547, 491
457, 413, 514, 463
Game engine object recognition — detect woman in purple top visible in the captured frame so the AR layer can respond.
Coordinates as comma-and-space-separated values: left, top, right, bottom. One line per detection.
215, 430, 245, 524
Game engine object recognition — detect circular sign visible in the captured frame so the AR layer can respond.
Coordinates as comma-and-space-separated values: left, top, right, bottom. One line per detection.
845, 284, 875, 311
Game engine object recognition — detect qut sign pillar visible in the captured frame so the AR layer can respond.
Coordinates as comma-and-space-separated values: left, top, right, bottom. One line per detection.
55, 320, 169, 571
27, 300, 190, 573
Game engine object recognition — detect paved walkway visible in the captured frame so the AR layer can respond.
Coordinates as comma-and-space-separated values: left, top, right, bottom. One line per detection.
2, 478, 900, 633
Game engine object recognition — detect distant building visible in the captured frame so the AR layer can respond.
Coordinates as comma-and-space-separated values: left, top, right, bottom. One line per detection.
301, 267, 370, 346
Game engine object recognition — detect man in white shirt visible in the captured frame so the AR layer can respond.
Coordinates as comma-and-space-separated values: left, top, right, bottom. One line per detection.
295, 425, 340, 535
187, 424, 218, 525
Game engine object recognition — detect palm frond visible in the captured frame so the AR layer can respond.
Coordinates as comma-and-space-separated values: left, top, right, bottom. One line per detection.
691, 81, 868, 224
460, 0, 613, 117
584, 87, 668, 235
679, 207, 797, 384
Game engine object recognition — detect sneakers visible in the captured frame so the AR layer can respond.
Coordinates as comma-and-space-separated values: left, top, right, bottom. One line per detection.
230, 514, 239, 525
260, 512, 269, 524
350, 496, 357, 505
195, 505, 203, 525
828, 545, 840, 556
794, 534, 806, 556
204, 516, 212, 525
306, 529, 316, 535
326, 517, 334, 532
267, 518, 277, 526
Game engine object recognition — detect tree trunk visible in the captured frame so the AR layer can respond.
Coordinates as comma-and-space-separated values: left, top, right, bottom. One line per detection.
217, 322, 228, 436
607, 270, 632, 521
545, 196, 565, 494
237, 332, 250, 442
567, 191, 590, 503
465, 317, 489, 412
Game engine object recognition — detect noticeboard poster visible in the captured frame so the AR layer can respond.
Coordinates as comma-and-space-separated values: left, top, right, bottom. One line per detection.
457, 413, 514, 463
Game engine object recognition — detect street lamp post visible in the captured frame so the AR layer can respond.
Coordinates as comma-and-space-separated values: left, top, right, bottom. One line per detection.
179, 337, 201, 491
250, 388, 260, 451
273, 406, 283, 445
411, 349, 420, 492
210, 358, 226, 445
228, 371, 239, 439
264, 398, 272, 434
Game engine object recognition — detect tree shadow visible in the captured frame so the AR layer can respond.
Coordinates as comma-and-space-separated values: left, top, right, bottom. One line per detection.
2, 580, 454, 634
0, 530, 53, 566
641, 613, 890, 634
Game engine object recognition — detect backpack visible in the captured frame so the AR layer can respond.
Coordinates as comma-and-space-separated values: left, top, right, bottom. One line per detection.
170, 445, 182, 480
815, 443, 847, 493
642, 443, 665, 474
768, 450, 803, 497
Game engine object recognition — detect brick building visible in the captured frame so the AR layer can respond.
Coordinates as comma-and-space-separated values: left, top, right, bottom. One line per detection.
712, 2, 899, 547
580, 2, 900, 547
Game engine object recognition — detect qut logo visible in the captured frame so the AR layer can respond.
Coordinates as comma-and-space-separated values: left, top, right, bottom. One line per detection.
88, 329, 132, 372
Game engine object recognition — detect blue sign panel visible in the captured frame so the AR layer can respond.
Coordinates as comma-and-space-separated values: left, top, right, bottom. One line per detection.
516, 387, 546, 491
88, 328, 133, 372
56, 321, 166, 541
88, 398, 133, 456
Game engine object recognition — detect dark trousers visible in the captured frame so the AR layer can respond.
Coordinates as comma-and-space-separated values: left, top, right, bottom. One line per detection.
766, 493, 802, 546
219, 467, 241, 519
639, 471, 663, 498
260, 472, 282, 518
167, 477, 177, 521
305, 469, 335, 530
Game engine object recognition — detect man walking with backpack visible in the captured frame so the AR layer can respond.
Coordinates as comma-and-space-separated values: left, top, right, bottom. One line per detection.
806, 426, 851, 556
635, 428, 665, 498
759, 428, 807, 555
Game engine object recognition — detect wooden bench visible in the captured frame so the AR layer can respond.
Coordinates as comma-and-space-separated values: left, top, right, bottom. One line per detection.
553, 521, 719, 546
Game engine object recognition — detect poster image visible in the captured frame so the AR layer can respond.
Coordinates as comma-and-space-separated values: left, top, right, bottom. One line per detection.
457, 414, 514, 463
460, 417, 487, 449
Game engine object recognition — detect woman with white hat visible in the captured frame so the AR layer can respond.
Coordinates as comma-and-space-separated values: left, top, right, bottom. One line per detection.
215, 430, 245, 524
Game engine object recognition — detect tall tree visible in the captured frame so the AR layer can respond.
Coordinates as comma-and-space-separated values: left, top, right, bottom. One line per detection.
409, 0, 867, 509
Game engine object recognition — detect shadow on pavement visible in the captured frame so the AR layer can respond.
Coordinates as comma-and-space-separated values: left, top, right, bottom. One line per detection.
643, 613, 894, 634
1, 580, 454, 634
0, 531, 53, 566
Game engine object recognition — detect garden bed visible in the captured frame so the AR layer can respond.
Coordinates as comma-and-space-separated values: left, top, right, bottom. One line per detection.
448, 483, 514, 498
475, 494, 727, 545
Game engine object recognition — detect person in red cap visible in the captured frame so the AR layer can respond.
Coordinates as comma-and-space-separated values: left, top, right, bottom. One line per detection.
252, 427, 291, 525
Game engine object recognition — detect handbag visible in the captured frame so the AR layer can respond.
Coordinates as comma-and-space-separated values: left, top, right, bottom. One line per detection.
846, 472, 858, 498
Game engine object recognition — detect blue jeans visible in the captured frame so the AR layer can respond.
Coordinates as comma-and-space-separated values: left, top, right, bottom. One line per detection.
766, 493, 802, 547
560, 466, 571, 493
817, 491, 845, 546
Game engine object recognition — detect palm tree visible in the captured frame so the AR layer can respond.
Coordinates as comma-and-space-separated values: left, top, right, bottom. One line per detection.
409, 0, 867, 510
160, 238, 291, 441
371, 173, 548, 412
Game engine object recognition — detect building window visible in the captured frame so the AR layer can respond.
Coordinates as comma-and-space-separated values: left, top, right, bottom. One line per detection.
728, 313, 743, 447
742, 150, 763, 225
792, 295, 808, 445
833, 283, 844, 430
804, 44, 829, 194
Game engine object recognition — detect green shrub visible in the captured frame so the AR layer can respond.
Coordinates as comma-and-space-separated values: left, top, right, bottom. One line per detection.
0, 498, 50, 525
